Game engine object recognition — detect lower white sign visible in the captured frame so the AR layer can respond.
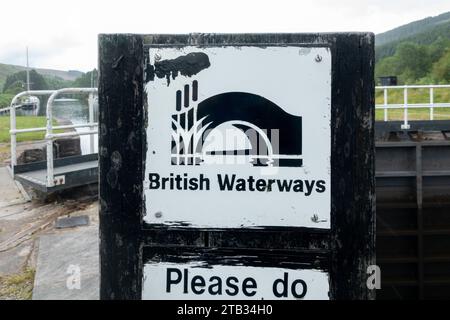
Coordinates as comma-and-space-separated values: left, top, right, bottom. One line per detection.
142, 262, 329, 300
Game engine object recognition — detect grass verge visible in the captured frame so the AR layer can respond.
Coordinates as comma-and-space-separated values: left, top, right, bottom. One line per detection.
0, 116, 62, 143
0, 268, 35, 300
375, 107, 450, 121
375, 87, 450, 121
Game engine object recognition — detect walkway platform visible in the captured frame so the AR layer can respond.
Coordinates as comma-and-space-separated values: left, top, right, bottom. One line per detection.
12, 154, 98, 193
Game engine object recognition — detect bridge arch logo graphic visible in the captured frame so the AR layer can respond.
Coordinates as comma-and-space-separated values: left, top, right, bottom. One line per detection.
171, 81, 303, 167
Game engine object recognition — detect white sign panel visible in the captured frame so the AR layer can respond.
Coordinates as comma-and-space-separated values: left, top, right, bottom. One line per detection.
145, 45, 331, 228
143, 262, 329, 300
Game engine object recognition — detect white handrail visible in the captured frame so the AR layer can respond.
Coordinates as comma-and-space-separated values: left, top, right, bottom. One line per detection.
376, 84, 450, 89
9, 90, 56, 172
10, 123, 99, 134
45, 88, 98, 187
375, 84, 450, 129
8, 89, 98, 189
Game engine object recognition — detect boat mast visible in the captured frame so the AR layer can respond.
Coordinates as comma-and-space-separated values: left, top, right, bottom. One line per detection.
26, 46, 30, 92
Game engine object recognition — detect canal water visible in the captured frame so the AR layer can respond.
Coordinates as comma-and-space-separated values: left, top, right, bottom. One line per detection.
52, 99, 99, 155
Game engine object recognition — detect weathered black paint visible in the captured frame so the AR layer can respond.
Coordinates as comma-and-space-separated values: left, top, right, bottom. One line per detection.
146, 52, 210, 85
143, 247, 329, 271
99, 34, 145, 300
99, 33, 375, 300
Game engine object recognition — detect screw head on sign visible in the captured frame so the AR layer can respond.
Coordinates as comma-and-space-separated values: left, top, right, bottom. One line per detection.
315, 55, 322, 63
154, 211, 162, 218
154, 53, 161, 62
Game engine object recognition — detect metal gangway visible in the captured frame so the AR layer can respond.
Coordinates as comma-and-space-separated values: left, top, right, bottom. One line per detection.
7, 88, 98, 193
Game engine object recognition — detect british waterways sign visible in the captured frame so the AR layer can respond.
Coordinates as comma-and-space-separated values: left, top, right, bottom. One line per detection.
144, 46, 331, 229
98, 33, 375, 300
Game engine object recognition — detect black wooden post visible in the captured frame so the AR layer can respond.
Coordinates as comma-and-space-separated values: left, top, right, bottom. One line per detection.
328, 34, 376, 299
99, 33, 375, 300
98, 34, 145, 299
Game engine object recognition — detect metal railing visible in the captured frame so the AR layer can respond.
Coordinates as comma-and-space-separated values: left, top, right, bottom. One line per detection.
9, 88, 98, 187
375, 84, 450, 129
9, 90, 56, 172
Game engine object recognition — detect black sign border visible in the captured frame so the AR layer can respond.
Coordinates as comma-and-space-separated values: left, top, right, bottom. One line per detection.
99, 33, 375, 300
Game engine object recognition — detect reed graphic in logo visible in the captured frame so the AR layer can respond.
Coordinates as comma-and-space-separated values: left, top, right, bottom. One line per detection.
171, 81, 303, 167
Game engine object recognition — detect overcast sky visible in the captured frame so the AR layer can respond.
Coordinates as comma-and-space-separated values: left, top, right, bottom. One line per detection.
0, 0, 448, 72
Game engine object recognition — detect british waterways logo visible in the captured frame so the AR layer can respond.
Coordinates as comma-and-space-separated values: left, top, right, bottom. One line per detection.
170, 80, 303, 168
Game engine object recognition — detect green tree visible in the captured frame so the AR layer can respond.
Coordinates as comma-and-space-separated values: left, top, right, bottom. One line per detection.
3, 81, 26, 95
0, 93, 14, 108
395, 42, 432, 82
72, 69, 98, 88
431, 49, 450, 82
375, 56, 400, 79
2, 69, 49, 93
429, 37, 450, 63
44, 75, 73, 89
